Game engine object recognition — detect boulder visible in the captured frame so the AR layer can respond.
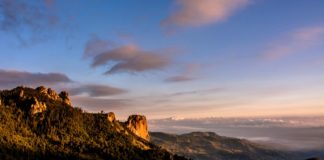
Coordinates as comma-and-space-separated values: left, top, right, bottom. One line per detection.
47, 88, 60, 101
126, 115, 150, 141
36, 86, 48, 95
59, 91, 71, 105
30, 97, 47, 115
18, 89, 24, 98
107, 112, 116, 122
35, 87, 60, 101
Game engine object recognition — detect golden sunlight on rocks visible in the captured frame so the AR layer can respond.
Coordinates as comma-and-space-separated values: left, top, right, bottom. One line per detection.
126, 115, 150, 141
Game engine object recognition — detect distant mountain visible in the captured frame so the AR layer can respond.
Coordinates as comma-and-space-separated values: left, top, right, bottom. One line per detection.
0, 86, 188, 160
151, 132, 294, 160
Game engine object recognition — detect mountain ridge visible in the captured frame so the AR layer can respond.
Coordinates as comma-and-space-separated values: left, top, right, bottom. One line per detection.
151, 131, 293, 160
0, 86, 188, 160
1, 86, 322, 160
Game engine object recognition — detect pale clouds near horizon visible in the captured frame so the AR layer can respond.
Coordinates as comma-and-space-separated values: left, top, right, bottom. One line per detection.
149, 116, 324, 150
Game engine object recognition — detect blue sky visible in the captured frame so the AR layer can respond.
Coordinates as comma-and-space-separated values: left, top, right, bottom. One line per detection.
0, 0, 323, 119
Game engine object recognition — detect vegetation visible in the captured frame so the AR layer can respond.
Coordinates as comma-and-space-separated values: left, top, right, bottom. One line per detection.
0, 87, 188, 160
151, 132, 292, 160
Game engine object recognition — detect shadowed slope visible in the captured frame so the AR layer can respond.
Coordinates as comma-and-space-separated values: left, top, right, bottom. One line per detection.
151, 132, 292, 160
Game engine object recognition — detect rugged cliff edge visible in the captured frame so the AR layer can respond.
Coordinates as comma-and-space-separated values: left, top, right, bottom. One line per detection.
0, 86, 188, 160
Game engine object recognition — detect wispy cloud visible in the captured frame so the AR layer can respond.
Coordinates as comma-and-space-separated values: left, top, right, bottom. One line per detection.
83, 36, 115, 58
262, 26, 324, 61
165, 63, 200, 82
162, 0, 250, 28
0, 0, 59, 44
165, 75, 194, 83
68, 84, 127, 97
84, 37, 171, 74
0, 69, 72, 89
167, 88, 224, 97
71, 96, 129, 111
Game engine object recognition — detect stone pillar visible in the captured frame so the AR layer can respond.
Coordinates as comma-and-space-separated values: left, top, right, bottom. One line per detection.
126, 115, 150, 141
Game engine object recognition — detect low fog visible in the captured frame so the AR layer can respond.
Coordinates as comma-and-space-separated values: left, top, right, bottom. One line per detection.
149, 116, 324, 151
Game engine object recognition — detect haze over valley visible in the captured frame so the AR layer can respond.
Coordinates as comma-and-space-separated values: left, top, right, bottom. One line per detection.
0, 0, 323, 159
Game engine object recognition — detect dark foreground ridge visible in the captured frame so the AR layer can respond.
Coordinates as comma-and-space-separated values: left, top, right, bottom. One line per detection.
0, 86, 189, 160
151, 132, 324, 160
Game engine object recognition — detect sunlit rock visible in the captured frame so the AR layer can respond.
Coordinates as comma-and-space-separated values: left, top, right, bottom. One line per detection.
36, 86, 48, 95
59, 91, 71, 105
30, 97, 47, 115
126, 115, 150, 141
107, 112, 116, 122
47, 88, 60, 101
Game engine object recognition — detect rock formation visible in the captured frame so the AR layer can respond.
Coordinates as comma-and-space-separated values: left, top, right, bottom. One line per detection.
36, 86, 71, 105
107, 112, 116, 122
126, 115, 150, 141
47, 88, 60, 101
0, 86, 72, 115
59, 91, 71, 105
30, 97, 47, 115
36, 86, 48, 95
18, 89, 24, 98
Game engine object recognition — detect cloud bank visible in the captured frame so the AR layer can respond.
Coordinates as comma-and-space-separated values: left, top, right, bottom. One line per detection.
68, 84, 127, 97
84, 37, 171, 74
0, 69, 72, 88
162, 0, 249, 28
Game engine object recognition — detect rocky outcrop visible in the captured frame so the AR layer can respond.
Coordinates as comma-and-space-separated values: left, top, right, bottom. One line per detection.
126, 115, 150, 141
59, 91, 71, 105
107, 112, 116, 122
36, 86, 71, 105
18, 89, 24, 98
30, 97, 47, 115
36, 86, 48, 95
47, 88, 60, 101
36, 86, 59, 100
0, 86, 72, 115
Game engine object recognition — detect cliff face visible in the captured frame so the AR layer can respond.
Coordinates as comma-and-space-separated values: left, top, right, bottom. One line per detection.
126, 115, 150, 141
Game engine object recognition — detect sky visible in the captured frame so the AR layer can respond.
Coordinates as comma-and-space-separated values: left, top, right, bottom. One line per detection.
0, 0, 323, 119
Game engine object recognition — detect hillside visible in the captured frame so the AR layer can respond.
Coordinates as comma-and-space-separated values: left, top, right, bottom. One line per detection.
151, 132, 292, 160
0, 86, 188, 160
